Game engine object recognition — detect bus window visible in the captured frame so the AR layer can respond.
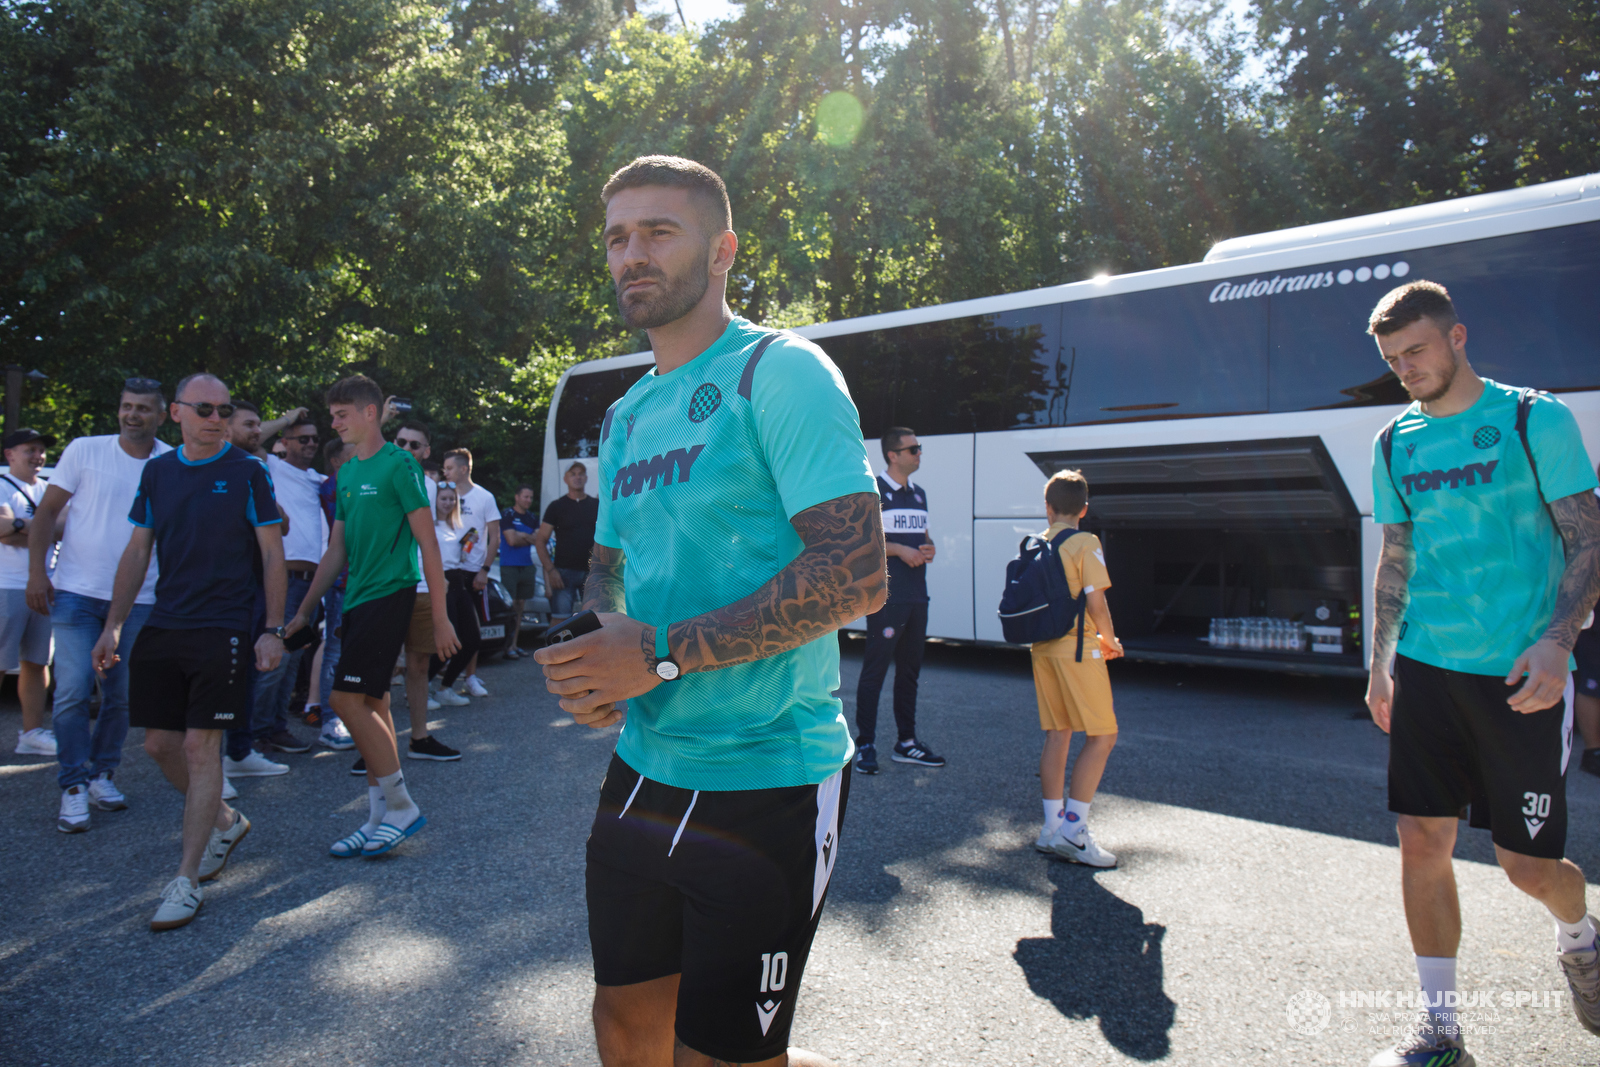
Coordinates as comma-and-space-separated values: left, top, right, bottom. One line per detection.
1062, 284, 1270, 424
1268, 220, 1600, 411
824, 306, 1065, 439
555, 364, 650, 458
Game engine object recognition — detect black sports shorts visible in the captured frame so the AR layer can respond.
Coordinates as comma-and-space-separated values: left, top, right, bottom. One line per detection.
1389, 654, 1575, 859
586, 752, 850, 1064
332, 587, 415, 698
1573, 627, 1600, 702
128, 626, 253, 731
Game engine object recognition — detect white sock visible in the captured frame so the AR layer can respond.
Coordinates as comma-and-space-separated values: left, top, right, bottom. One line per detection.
377, 769, 419, 827
1416, 955, 1457, 1032
363, 786, 386, 834
1555, 913, 1597, 954
1063, 799, 1091, 840
1042, 800, 1065, 837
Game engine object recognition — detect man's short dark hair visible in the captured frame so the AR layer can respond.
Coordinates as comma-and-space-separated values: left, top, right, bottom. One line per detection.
518, 483, 537, 495
601, 155, 733, 235
121, 379, 167, 408
881, 427, 915, 461
325, 374, 383, 413
230, 400, 261, 418
397, 421, 430, 443
442, 448, 472, 470
421, 458, 442, 474
285, 415, 318, 434
322, 437, 345, 461
1045, 469, 1089, 516
1367, 281, 1459, 337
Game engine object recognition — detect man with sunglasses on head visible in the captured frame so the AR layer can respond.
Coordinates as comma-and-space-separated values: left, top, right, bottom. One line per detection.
28, 377, 172, 832
92, 373, 285, 930
853, 427, 943, 775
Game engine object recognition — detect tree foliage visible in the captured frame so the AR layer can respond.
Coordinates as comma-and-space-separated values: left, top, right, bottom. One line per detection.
3, 0, 1596, 496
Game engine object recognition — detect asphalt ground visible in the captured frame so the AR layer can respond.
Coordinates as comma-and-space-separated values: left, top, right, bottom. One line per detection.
5, 640, 1600, 1067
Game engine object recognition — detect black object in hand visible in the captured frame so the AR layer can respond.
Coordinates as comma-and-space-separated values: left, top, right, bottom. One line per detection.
390, 397, 413, 415
282, 602, 323, 652
545, 611, 602, 646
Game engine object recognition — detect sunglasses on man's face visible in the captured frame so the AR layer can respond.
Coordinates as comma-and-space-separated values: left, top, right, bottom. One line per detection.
285, 434, 318, 445
174, 400, 235, 420
893, 444, 923, 455
397, 438, 425, 450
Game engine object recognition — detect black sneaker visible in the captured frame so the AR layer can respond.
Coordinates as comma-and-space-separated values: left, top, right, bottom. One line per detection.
349, 756, 366, 776
265, 728, 312, 754
892, 739, 946, 767
408, 736, 461, 762
854, 743, 879, 775
1582, 748, 1600, 779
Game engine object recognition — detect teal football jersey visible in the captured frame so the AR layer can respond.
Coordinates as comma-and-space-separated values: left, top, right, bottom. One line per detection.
1372, 379, 1597, 676
595, 317, 877, 791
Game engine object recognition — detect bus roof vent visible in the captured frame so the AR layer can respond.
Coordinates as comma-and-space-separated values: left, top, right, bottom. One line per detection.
1203, 173, 1600, 264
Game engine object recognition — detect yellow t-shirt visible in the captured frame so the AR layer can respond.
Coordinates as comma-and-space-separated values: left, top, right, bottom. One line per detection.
1032, 522, 1112, 652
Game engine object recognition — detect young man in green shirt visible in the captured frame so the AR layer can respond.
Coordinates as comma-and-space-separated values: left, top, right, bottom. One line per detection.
1364, 281, 1600, 1066
534, 156, 887, 1067
286, 375, 458, 859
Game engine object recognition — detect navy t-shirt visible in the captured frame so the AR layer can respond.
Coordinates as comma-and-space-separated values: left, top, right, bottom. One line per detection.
130, 442, 281, 631
879, 473, 930, 604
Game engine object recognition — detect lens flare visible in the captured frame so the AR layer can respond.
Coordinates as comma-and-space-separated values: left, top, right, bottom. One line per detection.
815, 91, 864, 146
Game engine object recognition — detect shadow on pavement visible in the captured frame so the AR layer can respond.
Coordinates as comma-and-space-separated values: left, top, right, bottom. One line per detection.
1013, 861, 1176, 1060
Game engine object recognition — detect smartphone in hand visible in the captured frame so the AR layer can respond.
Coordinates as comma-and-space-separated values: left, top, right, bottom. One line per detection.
545, 610, 602, 646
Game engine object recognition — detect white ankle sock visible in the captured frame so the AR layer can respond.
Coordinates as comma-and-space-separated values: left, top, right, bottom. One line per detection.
1415, 955, 1457, 1031
1042, 800, 1065, 837
377, 769, 419, 828
1555, 913, 1597, 953
1063, 799, 1091, 840
363, 786, 386, 834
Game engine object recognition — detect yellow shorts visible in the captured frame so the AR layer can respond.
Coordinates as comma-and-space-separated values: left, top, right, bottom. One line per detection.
1031, 639, 1116, 735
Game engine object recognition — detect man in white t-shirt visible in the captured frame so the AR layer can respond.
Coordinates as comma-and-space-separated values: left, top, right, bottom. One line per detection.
250, 414, 331, 753
27, 379, 171, 832
1, 428, 58, 757
440, 448, 497, 698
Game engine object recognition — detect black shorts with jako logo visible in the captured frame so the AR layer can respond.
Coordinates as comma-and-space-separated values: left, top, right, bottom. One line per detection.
128, 626, 252, 731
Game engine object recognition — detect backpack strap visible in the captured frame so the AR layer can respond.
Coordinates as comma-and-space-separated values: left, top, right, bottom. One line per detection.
1515, 388, 1551, 507
1051, 529, 1093, 662
0, 474, 35, 515
1378, 414, 1411, 520
737, 332, 791, 401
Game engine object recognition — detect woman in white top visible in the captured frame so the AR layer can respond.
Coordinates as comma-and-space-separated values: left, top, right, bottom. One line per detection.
428, 484, 481, 688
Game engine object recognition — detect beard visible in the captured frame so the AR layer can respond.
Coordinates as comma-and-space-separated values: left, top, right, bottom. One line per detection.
616, 256, 711, 331
1401, 357, 1459, 404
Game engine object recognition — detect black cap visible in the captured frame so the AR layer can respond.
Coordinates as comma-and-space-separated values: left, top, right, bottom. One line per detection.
2, 428, 56, 451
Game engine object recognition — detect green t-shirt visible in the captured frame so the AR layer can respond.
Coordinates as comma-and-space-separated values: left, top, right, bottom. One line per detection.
335, 442, 431, 610
595, 317, 877, 791
1371, 379, 1598, 676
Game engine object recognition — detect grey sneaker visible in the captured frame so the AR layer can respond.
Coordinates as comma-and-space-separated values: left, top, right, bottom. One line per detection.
1368, 1010, 1474, 1067
1558, 924, 1600, 1036
149, 876, 203, 931
198, 810, 251, 883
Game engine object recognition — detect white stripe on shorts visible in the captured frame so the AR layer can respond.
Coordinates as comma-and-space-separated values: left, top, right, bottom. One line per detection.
1562, 673, 1576, 776
812, 767, 844, 918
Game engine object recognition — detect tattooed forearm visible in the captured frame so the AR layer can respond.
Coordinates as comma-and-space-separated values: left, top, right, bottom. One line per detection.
663, 492, 887, 674
581, 544, 627, 615
1370, 522, 1413, 671
1540, 491, 1600, 651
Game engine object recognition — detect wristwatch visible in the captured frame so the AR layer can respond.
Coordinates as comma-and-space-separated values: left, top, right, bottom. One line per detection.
11, 517, 24, 533
653, 624, 681, 681
271, 624, 289, 639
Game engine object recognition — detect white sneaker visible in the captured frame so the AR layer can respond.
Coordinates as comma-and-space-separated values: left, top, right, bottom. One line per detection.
222, 751, 289, 777
149, 876, 203, 931
426, 696, 441, 711
461, 675, 489, 698
15, 727, 57, 755
436, 686, 469, 707
1049, 825, 1118, 868
1035, 824, 1063, 853
318, 720, 355, 751
198, 810, 251, 882
221, 777, 239, 801
88, 773, 128, 811
58, 786, 90, 833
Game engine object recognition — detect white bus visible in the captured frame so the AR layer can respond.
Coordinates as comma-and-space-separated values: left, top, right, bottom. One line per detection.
542, 173, 1600, 677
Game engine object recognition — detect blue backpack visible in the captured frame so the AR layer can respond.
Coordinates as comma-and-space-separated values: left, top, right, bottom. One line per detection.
997, 529, 1091, 657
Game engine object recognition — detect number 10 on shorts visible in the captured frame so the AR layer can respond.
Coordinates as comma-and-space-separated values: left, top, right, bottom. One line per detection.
760, 952, 789, 993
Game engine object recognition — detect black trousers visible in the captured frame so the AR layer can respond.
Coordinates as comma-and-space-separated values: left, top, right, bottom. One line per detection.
429, 569, 483, 687
854, 602, 928, 746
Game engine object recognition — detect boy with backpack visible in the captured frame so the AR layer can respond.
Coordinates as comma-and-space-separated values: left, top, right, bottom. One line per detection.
1027, 469, 1123, 867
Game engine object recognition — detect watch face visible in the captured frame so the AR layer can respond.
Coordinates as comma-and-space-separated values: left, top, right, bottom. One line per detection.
655, 660, 680, 681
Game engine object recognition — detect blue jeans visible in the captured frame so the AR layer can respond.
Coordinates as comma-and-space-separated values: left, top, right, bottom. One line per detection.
250, 572, 314, 740
551, 567, 587, 617
52, 592, 153, 790
318, 586, 344, 727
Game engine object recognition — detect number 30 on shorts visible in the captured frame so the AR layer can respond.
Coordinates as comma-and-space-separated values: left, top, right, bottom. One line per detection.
1522, 792, 1552, 818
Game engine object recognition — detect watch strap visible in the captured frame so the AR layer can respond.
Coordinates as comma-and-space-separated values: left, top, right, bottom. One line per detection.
656, 622, 671, 663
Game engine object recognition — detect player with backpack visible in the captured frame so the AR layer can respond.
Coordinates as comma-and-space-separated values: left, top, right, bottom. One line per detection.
1000, 468, 1123, 867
